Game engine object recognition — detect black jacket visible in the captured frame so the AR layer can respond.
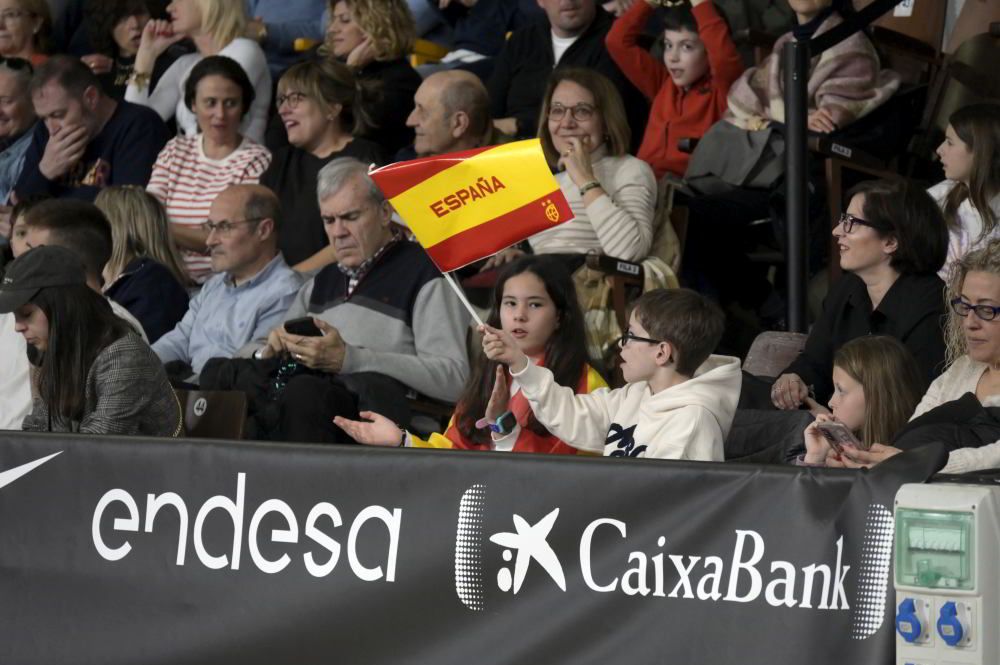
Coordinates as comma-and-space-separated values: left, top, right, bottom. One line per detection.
782, 272, 947, 404
487, 8, 647, 148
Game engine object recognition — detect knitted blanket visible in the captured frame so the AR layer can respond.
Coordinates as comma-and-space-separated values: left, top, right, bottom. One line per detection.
726, 12, 901, 130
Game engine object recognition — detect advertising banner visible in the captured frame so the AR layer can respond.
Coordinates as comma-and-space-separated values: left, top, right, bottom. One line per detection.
0, 433, 944, 664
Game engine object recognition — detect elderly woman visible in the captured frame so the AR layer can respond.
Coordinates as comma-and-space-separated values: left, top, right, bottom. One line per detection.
325, 0, 420, 157
772, 180, 949, 410
0, 0, 49, 64
262, 58, 382, 273
126, 0, 271, 143
0, 56, 34, 204
488, 68, 656, 268
146, 55, 271, 283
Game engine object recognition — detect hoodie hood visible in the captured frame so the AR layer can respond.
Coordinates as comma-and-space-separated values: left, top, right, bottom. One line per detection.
639, 354, 743, 439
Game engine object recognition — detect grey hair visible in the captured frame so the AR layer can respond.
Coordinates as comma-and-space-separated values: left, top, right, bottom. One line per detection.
316, 157, 385, 206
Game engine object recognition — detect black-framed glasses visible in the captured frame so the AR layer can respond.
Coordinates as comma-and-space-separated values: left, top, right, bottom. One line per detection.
951, 297, 1000, 321
617, 330, 664, 348
837, 212, 886, 234
548, 102, 596, 123
201, 217, 264, 235
276, 91, 308, 109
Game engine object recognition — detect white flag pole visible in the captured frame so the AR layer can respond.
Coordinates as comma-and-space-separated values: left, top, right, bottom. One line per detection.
442, 271, 485, 327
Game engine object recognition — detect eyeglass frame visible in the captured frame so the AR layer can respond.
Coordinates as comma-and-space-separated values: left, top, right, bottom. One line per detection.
201, 217, 266, 235
837, 212, 890, 235
0, 9, 34, 23
617, 330, 665, 349
547, 102, 597, 123
950, 296, 1000, 322
276, 91, 308, 110
0, 55, 32, 74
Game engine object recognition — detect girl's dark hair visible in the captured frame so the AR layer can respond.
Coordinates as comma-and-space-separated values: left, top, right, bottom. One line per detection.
943, 104, 1000, 241
659, 4, 698, 34
184, 55, 256, 118
845, 179, 949, 276
31, 284, 133, 422
85, 0, 149, 57
455, 256, 589, 444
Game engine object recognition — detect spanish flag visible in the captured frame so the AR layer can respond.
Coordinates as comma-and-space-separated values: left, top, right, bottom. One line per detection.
370, 139, 573, 272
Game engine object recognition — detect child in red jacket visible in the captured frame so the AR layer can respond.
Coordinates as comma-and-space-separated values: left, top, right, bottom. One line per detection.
606, 0, 743, 180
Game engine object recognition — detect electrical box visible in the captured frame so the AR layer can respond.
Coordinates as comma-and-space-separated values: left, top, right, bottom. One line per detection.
895, 483, 1000, 665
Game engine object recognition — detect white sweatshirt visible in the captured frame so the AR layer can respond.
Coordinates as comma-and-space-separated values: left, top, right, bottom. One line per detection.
511, 354, 742, 460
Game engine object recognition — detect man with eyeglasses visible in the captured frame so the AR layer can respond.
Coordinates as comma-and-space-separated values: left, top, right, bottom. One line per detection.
486, 0, 645, 149
152, 184, 302, 382
403, 69, 492, 159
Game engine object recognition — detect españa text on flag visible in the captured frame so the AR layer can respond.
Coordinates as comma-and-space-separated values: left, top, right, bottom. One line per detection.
369, 139, 573, 272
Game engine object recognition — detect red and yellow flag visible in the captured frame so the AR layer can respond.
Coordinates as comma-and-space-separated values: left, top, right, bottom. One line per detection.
370, 139, 573, 272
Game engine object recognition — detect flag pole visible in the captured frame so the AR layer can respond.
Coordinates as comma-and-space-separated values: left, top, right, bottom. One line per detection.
442, 271, 485, 327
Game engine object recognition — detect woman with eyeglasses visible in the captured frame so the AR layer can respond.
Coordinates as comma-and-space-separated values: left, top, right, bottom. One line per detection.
771, 179, 949, 411
0, 0, 49, 65
485, 68, 656, 270
820, 239, 1000, 473
146, 55, 271, 284
261, 59, 382, 274
928, 104, 1000, 281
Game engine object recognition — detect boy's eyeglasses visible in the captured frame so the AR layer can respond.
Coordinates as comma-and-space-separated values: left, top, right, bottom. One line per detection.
950, 297, 1000, 321
617, 331, 664, 348
837, 212, 887, 234
548, 103, 596, 123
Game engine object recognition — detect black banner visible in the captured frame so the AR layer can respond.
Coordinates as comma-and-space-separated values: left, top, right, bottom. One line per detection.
0, 433, 944, 664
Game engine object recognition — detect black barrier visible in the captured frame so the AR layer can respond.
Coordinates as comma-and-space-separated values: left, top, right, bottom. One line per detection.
0, 432, 945, 664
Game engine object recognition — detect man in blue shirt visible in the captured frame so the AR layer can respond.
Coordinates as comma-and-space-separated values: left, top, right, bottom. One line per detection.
153, 184, 302, 381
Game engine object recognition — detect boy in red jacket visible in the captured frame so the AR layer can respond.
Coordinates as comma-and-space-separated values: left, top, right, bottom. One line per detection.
606, 0, 743, 180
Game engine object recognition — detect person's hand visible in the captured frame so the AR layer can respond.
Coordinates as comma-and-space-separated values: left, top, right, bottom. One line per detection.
333, 411, 404, 446
256, 326, 289, 359
481, 324, 528, 372
480, 247, 525, 271
346, 36, 376, 69
557, 135, 598, 189
807, 108, 838, 134
838, 443, 903, 469
245, 17, 266, 42
485, 365, 510, 422
803, 413, 836, 465
38, 124, 89, 181
771, 373, 808, 410
284, 319, 347, 373
137, 19, 185, 60
803, 396, 830, 417
81, 54, 113, 75
493, 117, 518, 137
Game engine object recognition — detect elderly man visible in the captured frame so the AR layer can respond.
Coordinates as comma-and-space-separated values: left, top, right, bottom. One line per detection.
403, 69, 493, 159
14, 55, 168, 201
254, 157, 470, 444
153, 184, 302, 380
487, 0, 645, 145
0, 57, 36, 206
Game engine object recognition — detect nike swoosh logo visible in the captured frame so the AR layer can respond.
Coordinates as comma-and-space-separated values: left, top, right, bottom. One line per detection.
0, 452, 62, 491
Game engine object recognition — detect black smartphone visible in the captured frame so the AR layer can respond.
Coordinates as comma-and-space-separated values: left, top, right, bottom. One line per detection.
284, 316, 323, 337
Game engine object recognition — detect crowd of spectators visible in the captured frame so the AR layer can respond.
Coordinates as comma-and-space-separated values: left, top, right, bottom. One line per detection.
0, 0, 999, 477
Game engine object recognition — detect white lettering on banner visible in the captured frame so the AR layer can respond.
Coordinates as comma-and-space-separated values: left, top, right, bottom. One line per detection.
91, 473, 401, 582
576, 522, 852, 610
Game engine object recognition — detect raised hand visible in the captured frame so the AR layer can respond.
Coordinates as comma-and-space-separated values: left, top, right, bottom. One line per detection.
485, 365, 510, 422
557, 135, 598, 189
481, 324, 528, 372
771, 373, 808, 410
38, 124, 89, 181
334, 411, 404, 446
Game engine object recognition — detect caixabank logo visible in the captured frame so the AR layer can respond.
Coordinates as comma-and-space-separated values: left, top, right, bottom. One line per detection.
454, 484, 893, 641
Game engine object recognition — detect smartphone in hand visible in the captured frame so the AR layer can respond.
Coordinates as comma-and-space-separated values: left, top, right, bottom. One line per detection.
283, 316, 323, 337
816, 420, 866, 453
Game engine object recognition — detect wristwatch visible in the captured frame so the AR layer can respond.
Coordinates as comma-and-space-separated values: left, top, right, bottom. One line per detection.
476, 411, 516, 436
579, 180, 602, 197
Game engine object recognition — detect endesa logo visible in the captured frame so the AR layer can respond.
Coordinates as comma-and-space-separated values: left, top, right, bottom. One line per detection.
454, 485, 893, 641
91, 473, 402, 582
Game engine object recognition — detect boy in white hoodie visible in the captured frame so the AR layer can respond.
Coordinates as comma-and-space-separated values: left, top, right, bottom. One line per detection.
482, 288, 741, 460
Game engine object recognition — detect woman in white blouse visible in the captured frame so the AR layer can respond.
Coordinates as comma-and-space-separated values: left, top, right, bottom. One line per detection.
485, 68, 656, 268
124, 0, 271, 143
929, 103, 1000, 281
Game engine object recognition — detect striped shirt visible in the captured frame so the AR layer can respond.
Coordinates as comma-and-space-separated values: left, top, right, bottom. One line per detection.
147, 135, 271, 283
